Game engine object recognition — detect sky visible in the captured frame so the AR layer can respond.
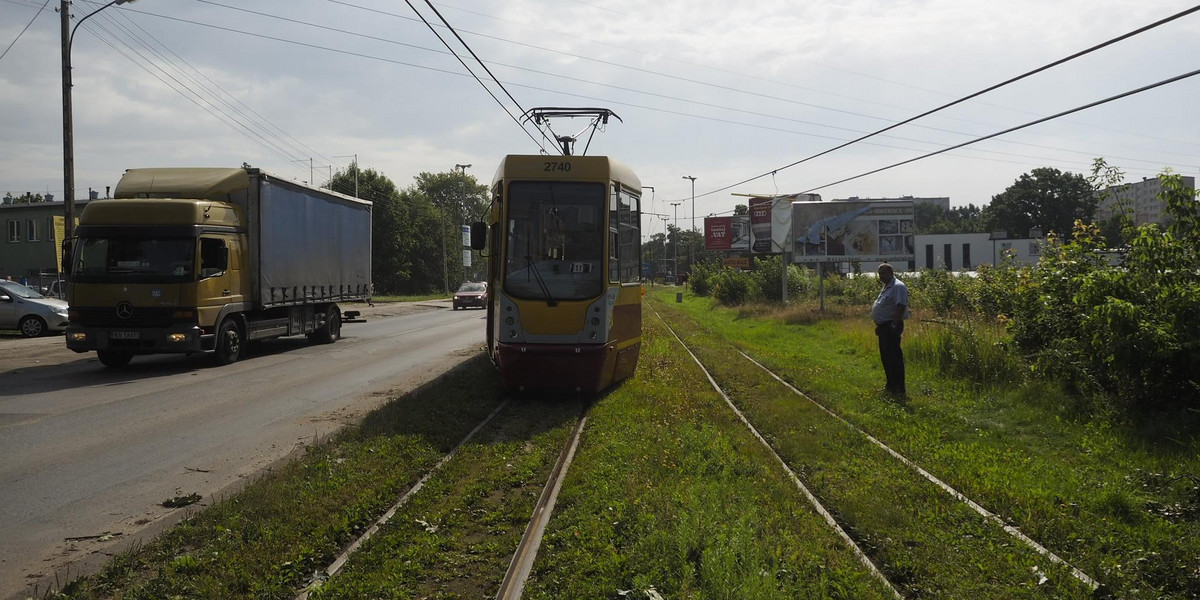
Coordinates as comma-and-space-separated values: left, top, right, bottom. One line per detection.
2, 0, 1199, 240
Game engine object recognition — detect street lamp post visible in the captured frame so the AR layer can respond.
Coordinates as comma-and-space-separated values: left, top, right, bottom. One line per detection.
454, 163, 471, 284
61, 0, 136, 262
682, 175, 696, 275
670, 202, 682, 285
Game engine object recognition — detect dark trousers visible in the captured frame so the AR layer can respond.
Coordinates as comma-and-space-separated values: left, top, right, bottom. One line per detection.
875, 321, 905, 394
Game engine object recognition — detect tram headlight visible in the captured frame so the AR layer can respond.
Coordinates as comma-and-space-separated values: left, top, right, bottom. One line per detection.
591, 317, 600, 326
589, 331, 598, 340
506, 317, 515, 325
509, 329, 518, 338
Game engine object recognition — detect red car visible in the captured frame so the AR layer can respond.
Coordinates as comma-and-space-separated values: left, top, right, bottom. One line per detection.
453, 282, 488, 310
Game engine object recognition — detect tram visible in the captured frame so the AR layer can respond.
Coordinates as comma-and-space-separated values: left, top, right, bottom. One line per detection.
470, 154, 643, 393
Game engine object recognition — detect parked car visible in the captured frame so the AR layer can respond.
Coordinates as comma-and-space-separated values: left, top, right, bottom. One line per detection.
0, 280, 70, 337
453, 282, 488, 310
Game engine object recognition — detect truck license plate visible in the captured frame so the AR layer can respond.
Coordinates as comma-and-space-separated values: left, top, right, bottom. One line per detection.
110, 331, 140, 340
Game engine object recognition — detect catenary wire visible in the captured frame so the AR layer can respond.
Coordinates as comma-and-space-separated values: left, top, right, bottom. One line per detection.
110, 4, 1187, 182
338, 0, 1200, 160
78, 3, 314, 171
403, 0, 549, 153
546, 0, 1200, 152
0, 0, 48, 63
76, 18, 313, 175
798, 67, 1200, 195
90, 0, 337, 168
183, 0, 1200, 170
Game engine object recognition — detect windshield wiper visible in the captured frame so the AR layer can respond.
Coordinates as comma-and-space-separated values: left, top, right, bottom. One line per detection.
524, 255, 557, 307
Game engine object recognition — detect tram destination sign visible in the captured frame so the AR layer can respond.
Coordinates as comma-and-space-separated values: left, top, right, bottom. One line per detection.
791, 200, 916, 264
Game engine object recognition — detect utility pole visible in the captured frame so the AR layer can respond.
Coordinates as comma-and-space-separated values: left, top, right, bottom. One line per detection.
61, 0, 136, 264
670, 202, 682, 284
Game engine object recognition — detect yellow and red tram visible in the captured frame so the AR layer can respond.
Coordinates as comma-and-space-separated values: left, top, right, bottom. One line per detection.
471, 154, 642, 393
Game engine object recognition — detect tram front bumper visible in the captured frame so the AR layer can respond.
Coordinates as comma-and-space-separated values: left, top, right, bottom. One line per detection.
497, 342, 615, 393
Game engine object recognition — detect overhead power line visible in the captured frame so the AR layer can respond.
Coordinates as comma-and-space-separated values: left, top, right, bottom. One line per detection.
687, 2, 1200, 201
0, 0, 49, 63
799, 67, 1200, 195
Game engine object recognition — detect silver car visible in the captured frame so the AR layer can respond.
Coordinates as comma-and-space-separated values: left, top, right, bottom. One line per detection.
0, 280, 70, 337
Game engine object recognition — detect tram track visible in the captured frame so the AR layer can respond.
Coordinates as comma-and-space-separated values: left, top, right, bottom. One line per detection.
292, 393, 589, 600
652, 305, 1100, 597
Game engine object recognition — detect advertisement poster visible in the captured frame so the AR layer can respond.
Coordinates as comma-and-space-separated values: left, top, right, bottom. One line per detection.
704, 215, 749, 251
792, 201, 915, 263
749, 194, 819, 254
749, 198, 772, 253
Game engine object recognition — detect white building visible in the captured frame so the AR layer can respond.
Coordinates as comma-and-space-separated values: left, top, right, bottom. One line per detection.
859, 232, 1043, 273
836, 195, 950, 212
1096, 176, 1196, 226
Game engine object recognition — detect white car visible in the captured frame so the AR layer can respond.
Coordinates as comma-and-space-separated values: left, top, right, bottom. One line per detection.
0, 280, 70, 337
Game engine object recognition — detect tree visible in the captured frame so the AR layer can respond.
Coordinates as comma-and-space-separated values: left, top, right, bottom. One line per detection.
982, 167, 1095, 238
326, 164, 409, 295
3, 192, 44, 205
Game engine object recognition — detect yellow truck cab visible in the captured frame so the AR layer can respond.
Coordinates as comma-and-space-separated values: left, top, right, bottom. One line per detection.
65, 167, 371, 367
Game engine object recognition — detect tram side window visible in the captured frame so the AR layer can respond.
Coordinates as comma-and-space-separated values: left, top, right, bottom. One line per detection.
617, 188, 640, 283
609, 187, 620, 283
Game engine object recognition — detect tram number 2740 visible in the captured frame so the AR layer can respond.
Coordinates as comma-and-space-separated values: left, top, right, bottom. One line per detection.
543, 161, 572, 172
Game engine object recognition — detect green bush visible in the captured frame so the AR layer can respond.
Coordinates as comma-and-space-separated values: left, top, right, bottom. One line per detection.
712, 268, 759, 306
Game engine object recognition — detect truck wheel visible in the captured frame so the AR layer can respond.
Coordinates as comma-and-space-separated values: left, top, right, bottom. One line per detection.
214, 318, 243, 365
19, 315, 47, 338
97, 350, 133, 368
309, 304, 341, 344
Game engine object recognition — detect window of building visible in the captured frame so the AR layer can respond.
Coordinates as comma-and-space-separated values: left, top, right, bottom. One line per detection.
943, 243, 953, 271
7, 220, 20, 243
925, 244, 934, 269
26, 219, 38, 242
962, 244, 971, 269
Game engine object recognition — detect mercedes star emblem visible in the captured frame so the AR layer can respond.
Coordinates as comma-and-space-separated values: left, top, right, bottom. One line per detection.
115, 302, 134, 319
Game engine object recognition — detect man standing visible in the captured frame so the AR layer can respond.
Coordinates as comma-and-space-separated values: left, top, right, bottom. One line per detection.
871, 263, 909, 396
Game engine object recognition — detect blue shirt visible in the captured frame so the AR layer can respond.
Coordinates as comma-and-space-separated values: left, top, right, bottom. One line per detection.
871, 278, 910, 325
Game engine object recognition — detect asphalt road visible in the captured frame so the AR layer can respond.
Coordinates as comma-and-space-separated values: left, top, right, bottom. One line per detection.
0, 301, 487, 600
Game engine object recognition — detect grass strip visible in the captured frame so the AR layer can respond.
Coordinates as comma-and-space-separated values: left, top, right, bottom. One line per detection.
654, 298, 1093, 598
308, 397, 581, 599
522, 313, 897, 600
59, 355, 502, 600
652, 288, 1200, 599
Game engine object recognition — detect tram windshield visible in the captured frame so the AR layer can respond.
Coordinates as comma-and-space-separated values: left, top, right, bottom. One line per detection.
505, 181, 606, 302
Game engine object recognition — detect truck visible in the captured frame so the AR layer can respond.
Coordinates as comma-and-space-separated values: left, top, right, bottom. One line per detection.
64, 167, 371, 367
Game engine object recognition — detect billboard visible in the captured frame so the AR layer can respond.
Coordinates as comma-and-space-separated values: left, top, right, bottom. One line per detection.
792, 201, 915, 263
749, 194, 820, 254
704, 215, 749, 251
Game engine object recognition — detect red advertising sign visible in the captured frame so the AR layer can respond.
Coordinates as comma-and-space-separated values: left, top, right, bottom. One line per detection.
750, 197, 774, 254
705, 217, 733, 250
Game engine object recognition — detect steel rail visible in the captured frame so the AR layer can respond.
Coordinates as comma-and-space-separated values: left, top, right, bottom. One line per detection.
495, 407, 590, 600
653, 310, 904, 599
294, 399, 511, 600
737, 350, 1102, 591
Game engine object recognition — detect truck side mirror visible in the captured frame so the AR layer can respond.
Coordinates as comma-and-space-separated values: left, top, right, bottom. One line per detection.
470, 221, 487, 251
61, 241, 73, 276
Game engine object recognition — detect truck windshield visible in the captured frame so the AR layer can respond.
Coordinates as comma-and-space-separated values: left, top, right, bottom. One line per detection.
72, 237, 196, 283
505, 181, 606, 302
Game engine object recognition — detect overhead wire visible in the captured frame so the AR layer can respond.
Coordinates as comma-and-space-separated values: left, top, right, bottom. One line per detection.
0, 0, 48, 63
74, 13, 312, 174
798, 67, 1200, 195
78, 4, 314, 171
545, 0, 1200, 153
402, 0, 550, 153
98, 1, 338, 168
172, 1, 1197, 173
348, 0, 1200, 160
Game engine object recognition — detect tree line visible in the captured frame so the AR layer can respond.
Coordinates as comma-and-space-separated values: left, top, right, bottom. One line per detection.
325, 163, 489, 296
